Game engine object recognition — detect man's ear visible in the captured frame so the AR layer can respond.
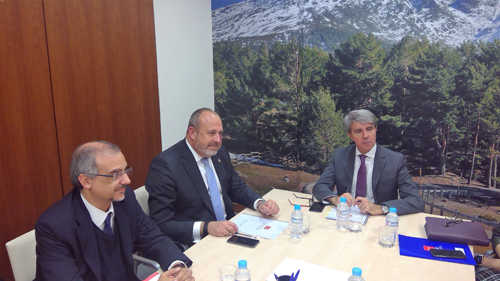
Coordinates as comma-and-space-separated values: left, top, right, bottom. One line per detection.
187, 126, 197, 140
346, 132, 353, 140
78, 174, 92, 190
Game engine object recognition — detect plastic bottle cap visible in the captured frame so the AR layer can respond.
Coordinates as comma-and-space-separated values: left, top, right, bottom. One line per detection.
389, 207, 397, 214
340, 197, 346, 203
238, 260, 247, 268
352, 267, 362, 276
294, 204, 301, 210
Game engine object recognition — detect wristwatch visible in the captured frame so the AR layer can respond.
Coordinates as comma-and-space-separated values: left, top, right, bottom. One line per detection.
475, 255, 483, 265
382, 205, 390, 215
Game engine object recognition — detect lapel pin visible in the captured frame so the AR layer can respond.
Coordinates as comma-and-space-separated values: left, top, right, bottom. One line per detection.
218, 158, 221, 162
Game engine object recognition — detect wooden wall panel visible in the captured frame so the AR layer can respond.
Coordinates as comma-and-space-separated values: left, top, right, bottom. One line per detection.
0, 1, 63, 280
44, 0, 162, 194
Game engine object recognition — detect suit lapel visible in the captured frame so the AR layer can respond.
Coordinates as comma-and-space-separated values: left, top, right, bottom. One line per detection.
73, 191, 102, 281
372, 144, 386, 202
180, 141, 217, 218
345, 145, 356, 193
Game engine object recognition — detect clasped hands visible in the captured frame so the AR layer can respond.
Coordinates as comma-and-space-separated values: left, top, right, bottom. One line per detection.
330, 193, 384, 215
205, 199, 280, 237
159, 265, 194, 281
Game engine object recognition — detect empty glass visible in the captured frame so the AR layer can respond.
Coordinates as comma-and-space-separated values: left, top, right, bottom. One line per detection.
219, 264, 237, 281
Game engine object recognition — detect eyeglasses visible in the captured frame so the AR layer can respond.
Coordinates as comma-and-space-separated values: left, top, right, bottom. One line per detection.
444, 213, 462, 227
94, 167, 133, 182
288, 193, 313, 208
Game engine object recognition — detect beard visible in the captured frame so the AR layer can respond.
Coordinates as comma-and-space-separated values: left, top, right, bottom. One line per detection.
113, 185, 126, 202
195, 142, 220, 157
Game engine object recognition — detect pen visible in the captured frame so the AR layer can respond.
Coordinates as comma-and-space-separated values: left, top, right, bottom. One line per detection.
295, 269, 300, 280
235, 232, 259, 239
274, 273, 278, 280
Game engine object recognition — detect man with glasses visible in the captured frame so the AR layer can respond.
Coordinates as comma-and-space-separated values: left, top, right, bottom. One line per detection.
146, 108, 280, 247
35, 141, 195, 281
313, 109, 424, 215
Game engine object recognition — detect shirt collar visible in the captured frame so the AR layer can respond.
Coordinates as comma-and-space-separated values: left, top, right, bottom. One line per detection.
185, 138, 204, 163
80, 193, 115, 228
356, 143, 377, 159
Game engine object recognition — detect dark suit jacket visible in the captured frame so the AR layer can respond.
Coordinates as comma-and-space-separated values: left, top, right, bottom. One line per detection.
313, 144, 424, 215
34, 186, 191, 281
145, 139, 261, 245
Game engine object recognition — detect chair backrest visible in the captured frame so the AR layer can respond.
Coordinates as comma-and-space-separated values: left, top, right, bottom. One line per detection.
6, 229, 36, 281
134, 185, 150, 216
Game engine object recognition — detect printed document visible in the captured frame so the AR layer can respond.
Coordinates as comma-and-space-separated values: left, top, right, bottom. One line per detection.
325, 205, 369, 225
231, 213, 289, 240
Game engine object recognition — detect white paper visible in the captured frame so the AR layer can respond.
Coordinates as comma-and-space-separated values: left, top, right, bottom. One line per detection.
266, 257, 350, 281
324, 205, 370, 225
231, 213, 290, 240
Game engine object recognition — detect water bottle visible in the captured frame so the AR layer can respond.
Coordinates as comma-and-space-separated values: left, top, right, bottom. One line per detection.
336, 197, 349, 230
235, 260, 251, 281
385, 207, 399, 244
347, 267, 365, 281
290, 204, 303, 239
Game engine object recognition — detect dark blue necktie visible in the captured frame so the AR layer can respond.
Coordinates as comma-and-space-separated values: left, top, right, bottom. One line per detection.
356, 155, 367, 198
201, 158, 225, 221
103, 212, 113, 237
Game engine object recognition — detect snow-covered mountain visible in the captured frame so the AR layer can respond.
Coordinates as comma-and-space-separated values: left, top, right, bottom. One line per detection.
212, 0, 500, 49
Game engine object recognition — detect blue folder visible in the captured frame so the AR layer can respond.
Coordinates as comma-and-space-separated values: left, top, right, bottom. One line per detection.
399, 234, 476, 265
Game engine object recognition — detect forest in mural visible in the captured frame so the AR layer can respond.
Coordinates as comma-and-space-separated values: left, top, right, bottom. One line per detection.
213, 33, 500, 188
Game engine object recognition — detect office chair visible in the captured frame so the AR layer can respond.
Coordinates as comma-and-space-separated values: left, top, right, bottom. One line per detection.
6, 229, 36, 281
6, 230, 159, 281
134, 185, 150, 216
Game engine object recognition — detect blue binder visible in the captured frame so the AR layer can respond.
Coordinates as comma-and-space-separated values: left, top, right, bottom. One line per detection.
398, 234, 476, 265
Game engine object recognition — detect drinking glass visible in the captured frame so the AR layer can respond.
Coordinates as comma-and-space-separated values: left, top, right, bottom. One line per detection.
379, 226, 396, 248
219, 264, 237, 281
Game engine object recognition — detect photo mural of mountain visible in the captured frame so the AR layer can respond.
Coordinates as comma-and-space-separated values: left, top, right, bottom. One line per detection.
212, 0, 500, 232
213, 0, 500, 50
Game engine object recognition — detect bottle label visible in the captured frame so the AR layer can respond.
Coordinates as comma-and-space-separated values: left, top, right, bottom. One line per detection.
291, 218, 303, 224
386, 221, 398, 227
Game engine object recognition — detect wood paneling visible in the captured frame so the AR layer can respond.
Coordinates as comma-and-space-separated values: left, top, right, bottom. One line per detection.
43, 0, 162, 194
0, 1, 63, 280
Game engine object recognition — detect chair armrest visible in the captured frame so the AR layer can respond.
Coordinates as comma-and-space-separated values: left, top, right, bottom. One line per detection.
133, 254, 161, 271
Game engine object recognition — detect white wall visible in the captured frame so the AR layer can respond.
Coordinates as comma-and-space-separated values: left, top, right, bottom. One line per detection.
153, 0, 214, 150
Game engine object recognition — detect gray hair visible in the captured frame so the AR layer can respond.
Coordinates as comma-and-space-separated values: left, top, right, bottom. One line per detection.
343, 109, 377, 133
187, 107, 218, 132
70, 141, 121, 189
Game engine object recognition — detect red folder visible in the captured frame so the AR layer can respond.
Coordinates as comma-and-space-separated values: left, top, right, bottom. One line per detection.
424, 217, 490, 246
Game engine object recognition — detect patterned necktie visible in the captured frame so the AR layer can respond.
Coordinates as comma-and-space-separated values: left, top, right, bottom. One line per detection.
201, 158, 225, 221
356, 155, 367, 198
103, 212, 113, 237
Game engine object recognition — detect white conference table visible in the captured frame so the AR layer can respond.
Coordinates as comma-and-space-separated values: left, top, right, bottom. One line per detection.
184, 189, 474, 280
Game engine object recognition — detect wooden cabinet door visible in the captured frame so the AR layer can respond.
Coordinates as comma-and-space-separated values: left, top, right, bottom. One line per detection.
43, 0, 162, 194
0, 1, 63, 280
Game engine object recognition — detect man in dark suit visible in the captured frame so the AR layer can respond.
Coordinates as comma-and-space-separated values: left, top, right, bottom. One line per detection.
146, 108, 280, 246
313, 109, 424, 215
35, 141, 195, 281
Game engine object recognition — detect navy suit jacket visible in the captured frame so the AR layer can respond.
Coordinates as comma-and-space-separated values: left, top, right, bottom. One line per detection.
34, 186, 191, 281
313, 144, 424, 215
145, 139, 261, 245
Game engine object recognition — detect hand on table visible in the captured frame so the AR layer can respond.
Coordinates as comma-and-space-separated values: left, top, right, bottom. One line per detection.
258, 199, 280, 216
159, 267, 194, 281
355, 197, 383, 215
329, 193, 355, 206
207, 221, 238, 237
